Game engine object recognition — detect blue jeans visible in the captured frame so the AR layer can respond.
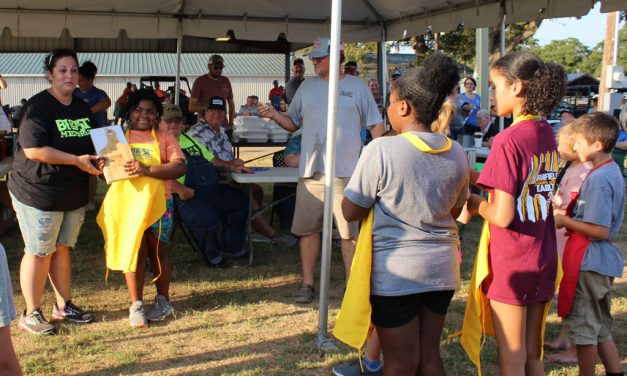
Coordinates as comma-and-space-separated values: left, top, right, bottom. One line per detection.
175, 185, 248, 264
176, 150, 249, 264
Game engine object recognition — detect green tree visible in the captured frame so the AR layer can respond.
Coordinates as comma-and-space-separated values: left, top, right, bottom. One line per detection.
531, 38, 590, 71
525, 24, 626, 77
577, 42, 603, 76
343, 42, 380, 78
408, 20, 542, 67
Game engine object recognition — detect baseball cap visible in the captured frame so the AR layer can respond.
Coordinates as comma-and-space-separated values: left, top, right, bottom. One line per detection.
293, 58, 304, 65
344, 61, 359, 71
208, 54, 224, 67
306, 36, 345, 58
162, 104, 182, 120
391, 69, 403, 77
207, 96, 226, 111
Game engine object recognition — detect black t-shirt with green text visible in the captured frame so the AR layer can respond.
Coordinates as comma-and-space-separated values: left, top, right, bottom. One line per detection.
9, 90, 96, 211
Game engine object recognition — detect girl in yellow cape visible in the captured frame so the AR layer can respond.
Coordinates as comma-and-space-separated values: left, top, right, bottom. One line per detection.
97, 89, 185, 328
464, 51, 566, 375
338, 53, 469, 375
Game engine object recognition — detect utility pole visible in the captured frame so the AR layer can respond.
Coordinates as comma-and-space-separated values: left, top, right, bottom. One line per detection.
598, 12, 617, 111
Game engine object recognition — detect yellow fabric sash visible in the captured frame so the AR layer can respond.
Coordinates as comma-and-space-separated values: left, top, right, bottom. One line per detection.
334, 131, 452, 361
97, 129, 165, 276
458, 220, 493, 376
333, 209, 375, 351
401, 132, 452, 153
511, 113, 541, 127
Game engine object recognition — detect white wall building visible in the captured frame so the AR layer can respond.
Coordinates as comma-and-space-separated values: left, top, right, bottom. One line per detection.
0, 53, 314, 121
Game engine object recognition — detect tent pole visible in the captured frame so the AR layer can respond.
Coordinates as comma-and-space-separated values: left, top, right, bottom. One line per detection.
318, 0, 342, 353
499, 14, 506, 132
175, 20, 182, 105
475, 28, 490, 112
378, 26, 387, 130
285, 53, 290, 84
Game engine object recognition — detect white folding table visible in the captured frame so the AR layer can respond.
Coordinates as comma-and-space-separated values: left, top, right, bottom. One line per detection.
231, 167, 299, 265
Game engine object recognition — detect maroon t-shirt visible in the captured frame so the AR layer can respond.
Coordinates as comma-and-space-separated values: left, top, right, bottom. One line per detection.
477, 119, 558, 305
190, 75, 233, 109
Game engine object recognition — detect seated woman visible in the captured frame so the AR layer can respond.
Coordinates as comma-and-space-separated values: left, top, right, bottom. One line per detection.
159, 104, 250, 268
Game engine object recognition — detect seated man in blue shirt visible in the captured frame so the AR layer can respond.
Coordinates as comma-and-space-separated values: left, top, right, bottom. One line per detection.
160, 104, 250, 268
188, 97, 297, 246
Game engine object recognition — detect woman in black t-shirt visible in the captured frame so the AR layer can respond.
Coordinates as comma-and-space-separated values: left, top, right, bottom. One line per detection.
8, 48, 102, 335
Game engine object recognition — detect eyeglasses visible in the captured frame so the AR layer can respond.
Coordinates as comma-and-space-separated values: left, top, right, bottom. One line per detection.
212, 66, 224, 70
133, 107, 157, 116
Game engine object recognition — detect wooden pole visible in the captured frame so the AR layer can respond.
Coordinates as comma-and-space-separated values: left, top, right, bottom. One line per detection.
598, 12, 617, 112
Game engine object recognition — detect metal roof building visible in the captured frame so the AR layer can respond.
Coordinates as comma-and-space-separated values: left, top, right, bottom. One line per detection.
0, 53, 314, 119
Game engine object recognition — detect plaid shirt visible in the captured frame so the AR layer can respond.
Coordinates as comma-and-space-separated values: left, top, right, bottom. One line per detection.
187, 121, 233, 161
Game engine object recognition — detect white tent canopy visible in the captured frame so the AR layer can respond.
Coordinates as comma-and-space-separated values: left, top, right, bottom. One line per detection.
0, 0, 622, 45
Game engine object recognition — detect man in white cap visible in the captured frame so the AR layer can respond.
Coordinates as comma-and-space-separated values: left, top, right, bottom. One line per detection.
259, 36, 384, 303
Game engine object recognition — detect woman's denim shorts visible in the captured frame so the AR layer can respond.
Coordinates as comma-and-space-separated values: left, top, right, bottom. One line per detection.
10, 192, 86, 257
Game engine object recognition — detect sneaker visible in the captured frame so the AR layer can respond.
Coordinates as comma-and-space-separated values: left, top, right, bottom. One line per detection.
18, 308, 57, 335
294, 284, 314, 304
251, 232, 273, 243
223, 250, 248, 259
52, 300, 94, 323
129, 301, 147, 328
271, 233, 298, 247
209, 259, 231, 269
332, 359, 383, 376
147, 295, 175, 322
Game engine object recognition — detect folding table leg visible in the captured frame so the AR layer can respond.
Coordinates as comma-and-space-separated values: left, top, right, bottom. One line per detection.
246, 184, 254, 266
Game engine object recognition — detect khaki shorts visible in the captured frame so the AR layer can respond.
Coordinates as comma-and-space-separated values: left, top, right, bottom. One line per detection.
564, 271, 614, 345
291, 173, 358, 239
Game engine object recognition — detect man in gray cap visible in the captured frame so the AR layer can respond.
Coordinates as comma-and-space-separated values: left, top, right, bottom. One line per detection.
259, 36, 384, 304
189, 54, 235, 127
284, 58, 305, 105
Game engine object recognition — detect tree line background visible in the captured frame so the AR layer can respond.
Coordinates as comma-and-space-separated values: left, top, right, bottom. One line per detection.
343, 11, 627, 80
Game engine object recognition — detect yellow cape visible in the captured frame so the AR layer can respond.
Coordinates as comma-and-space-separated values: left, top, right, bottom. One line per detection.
333, 209, 374, 350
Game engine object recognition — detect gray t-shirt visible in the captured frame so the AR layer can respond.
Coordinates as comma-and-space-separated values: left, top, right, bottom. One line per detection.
284, 76, 304, 104
0, 243, 16, 327
344, 133, 470, 296
573, 161, 624, 278
286, 75, 382, 178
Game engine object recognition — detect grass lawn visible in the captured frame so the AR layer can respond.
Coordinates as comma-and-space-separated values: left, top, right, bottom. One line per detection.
2, 175, 626, 375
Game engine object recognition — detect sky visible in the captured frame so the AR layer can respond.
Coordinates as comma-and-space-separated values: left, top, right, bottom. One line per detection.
533, 2, 622, 48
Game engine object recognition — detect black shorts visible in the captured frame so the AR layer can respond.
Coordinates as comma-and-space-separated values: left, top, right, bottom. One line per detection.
370, 290, 455, 328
